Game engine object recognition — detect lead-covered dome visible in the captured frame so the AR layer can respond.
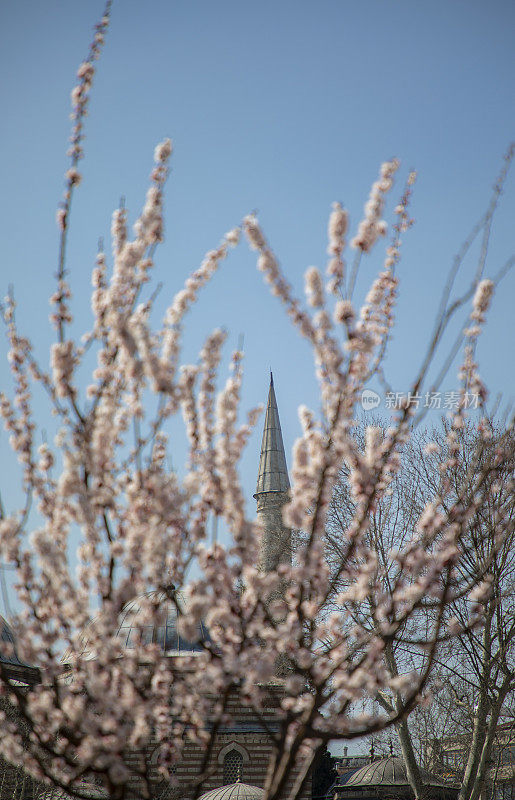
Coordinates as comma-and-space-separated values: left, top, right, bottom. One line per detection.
0, 614, 26, 666
67, 589, 210, 664
0, 614, 39, 685
199, 783, 265, 800
342, 757, 451, 789
115, 590, 210, 655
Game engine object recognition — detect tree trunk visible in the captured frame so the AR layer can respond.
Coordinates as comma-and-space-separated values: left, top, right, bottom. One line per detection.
383, 644, 427, 800
458, 611, 495, 800
396, 715, 428, 800
467, 683, 509, 800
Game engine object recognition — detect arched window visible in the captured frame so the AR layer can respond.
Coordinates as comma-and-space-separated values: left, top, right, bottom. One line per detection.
223, 749, 243, 784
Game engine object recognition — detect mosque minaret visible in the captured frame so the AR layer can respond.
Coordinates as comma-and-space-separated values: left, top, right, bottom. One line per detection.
254, 373, 292, 573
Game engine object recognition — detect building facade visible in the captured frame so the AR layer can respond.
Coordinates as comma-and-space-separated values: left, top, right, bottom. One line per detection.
426, 723, 515, 800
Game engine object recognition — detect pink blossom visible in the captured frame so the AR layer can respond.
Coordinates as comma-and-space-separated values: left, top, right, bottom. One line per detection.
351, 159, 399, 253
66, 167, 82, 186
305, 266, 325, 308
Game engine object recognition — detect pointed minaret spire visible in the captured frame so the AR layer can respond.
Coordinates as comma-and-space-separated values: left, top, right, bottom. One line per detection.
255, 372, 290, 497
254, 374, 291, 572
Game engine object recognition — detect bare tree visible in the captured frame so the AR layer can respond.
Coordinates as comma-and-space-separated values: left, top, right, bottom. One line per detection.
415, 426, 515, 800
326, 424, 515, 800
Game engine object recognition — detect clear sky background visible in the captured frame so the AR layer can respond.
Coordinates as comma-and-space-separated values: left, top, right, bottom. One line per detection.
1, 0, 514, 590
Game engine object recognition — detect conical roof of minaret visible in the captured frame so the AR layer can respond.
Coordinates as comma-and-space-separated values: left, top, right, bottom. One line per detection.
254, 373, 290, 497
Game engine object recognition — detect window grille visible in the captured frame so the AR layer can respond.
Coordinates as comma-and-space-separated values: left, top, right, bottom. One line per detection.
223, 750, 243, 784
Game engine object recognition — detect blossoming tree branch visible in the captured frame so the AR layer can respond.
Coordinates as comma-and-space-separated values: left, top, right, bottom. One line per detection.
0, 3, 513, 800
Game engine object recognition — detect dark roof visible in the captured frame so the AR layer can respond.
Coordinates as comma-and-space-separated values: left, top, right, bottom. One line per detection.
336, 769, 364, 786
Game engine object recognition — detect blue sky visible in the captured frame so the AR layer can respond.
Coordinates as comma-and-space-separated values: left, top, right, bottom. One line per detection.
0, 0, 514, 544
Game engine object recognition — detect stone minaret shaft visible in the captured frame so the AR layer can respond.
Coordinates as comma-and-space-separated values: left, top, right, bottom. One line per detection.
254, 374, 291, 572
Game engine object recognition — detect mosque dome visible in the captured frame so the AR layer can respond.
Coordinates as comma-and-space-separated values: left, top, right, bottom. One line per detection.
0, 614, 39, 686
198, 783, 265, 800
0, 614, 26, 666
341, 756, 453, 790
115, 590, 210, 655
71, 589, 210, 662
